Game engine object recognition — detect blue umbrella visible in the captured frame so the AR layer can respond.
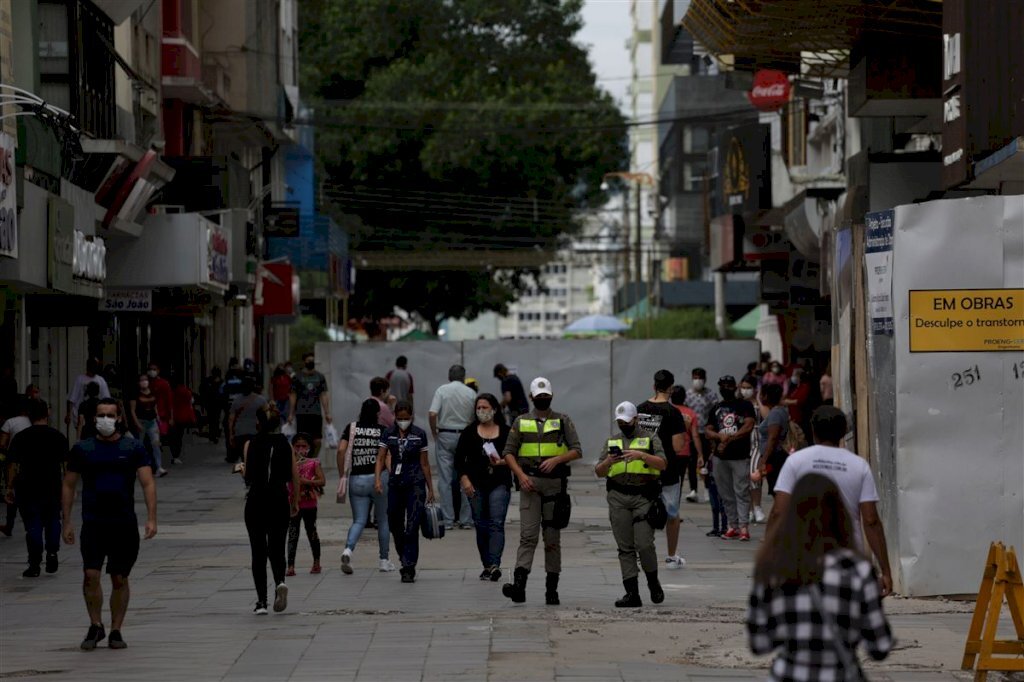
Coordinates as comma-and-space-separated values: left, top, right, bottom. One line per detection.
564, 314, 630, 334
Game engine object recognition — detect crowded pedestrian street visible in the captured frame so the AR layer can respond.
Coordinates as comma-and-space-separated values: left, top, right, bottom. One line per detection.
0, 435, 975, 682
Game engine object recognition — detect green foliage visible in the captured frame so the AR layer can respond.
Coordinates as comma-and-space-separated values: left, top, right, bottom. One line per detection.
290, 315, 330, 364
626, 308, 722, 340
299, 0, 627, 328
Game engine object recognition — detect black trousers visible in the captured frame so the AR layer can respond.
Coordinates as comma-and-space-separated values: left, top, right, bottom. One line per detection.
287, 507, 321, 566
245, 492, 289, 604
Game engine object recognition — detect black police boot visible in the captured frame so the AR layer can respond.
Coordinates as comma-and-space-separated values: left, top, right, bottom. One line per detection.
545, 572, 560, 606
502, 567, 528, 603
646, 570, 665, 604
615, 577, 642, 608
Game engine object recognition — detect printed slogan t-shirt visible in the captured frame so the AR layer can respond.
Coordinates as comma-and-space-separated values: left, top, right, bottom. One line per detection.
343, 422, 384, 476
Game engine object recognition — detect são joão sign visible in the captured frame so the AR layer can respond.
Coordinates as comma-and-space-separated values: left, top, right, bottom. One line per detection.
909, 289, 1024, 352
748, 69, 791, 112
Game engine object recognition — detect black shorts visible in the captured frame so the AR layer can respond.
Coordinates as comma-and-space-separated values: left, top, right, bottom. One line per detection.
80, 521, 140, 576
295, 414, 323, 439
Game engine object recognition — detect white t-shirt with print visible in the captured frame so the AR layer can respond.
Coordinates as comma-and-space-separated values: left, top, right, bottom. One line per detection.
773, 445, 880, 546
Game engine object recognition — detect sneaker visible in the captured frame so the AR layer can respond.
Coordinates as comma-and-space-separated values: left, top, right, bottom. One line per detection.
753, 507, 766, 524
378, 559, 396, 572
479, 568, 491, 580
721, 528, 740, 540
739, 529, 751, 542
80, 623, 106, 650
286, 566, 296, 576
310, 563, 322, 574
157, 468, 169, 477
45, 553, 58, 574
748, 511, 755, 523
489, 567, 502, 582
22, 565, 41, 578
685, 490, 698, 503
273, 583, 288, 612
253, 602, 268, 615
172, 458, 183, 465
341, 548, 353, 574
108, 629, 127, 649
400, 567, 415, 583
665, 555, 686, 570
706, 529, 721, 537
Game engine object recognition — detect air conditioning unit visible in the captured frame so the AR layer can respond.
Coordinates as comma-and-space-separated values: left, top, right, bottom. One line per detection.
203, 62, 231, 102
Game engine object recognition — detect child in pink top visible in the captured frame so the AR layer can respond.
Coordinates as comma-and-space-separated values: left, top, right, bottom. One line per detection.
287, 433, 325, 575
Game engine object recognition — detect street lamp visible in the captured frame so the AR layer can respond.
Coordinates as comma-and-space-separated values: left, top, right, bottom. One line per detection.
602, 171, 655, 293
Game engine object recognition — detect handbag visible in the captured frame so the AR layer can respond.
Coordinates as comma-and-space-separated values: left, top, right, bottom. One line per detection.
645, 495, 668, 530
336, 421, 355, 504
421, 502, 445, 540
324, 423, 340, 449
808, 583, 862, 682
541, 479, 572, 530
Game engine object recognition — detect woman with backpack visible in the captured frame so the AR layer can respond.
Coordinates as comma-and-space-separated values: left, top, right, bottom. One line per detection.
240, 406, 299, 614
747, 472, 892, 680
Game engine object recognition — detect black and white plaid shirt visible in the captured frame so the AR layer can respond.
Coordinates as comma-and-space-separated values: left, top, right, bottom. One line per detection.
747, 549, 893, 681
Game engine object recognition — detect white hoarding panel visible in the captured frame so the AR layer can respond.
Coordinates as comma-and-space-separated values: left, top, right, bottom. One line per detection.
318, 341, 461, 430
892, 195, 1024, 596
462, 339, 613, 461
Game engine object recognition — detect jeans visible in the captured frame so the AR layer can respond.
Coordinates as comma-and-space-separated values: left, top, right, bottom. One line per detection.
346, 473, 390, 559
435, 431, 471, 526
18, 494, 61, 566
139, 419, 162, 470
388, 481, 425, 569
287, 507, 321, 566
245, 492, 289, 604
713, 456, 751, 529
468, 485, 511, 568
706, 474, 728, 532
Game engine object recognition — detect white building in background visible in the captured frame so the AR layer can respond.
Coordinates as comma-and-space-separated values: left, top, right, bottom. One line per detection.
442, 203, 627, 341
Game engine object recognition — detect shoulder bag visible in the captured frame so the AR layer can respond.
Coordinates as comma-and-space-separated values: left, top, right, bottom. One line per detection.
808, 583, 862, 682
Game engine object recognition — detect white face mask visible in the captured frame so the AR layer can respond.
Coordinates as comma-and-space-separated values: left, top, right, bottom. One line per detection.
95, 416, 117, 437
397, 419, 412, 431
740, 388, 755, 400
692, 379, 705, 390
476, 409, 494, 423
147, 370, 158, 378
791, 375, 801, 385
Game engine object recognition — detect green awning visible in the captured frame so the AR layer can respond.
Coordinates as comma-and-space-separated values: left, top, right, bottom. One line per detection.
397, 329, 437, 341
730, 305, 761, 338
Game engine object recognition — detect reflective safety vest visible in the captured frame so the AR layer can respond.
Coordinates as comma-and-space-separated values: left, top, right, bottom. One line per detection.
606, 437, 660, 478
517, 418, 569, 459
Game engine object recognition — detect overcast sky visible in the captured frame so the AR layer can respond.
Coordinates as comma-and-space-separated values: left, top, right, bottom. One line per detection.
578, 0, 634, 111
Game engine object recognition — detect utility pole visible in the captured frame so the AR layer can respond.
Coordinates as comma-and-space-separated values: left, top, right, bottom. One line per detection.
634, 180, 642, 290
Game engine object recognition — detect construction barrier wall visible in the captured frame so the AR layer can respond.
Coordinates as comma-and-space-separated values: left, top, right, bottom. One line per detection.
875, 195, 1024, 596
318, 338, 760, 463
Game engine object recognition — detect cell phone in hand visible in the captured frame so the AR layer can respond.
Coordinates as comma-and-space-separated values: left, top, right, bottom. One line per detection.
483, 442, 500, 462
609, 446, 622, 457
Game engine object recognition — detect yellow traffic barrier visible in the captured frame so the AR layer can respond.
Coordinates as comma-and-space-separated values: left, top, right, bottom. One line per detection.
962, 542, 1024, 681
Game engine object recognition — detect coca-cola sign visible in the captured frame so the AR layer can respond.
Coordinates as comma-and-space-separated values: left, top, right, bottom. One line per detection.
748, 69, 791, 111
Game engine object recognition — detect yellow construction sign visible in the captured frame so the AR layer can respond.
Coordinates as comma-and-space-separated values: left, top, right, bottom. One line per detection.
962, 542, 1024, 681
910, 289, 1024, 352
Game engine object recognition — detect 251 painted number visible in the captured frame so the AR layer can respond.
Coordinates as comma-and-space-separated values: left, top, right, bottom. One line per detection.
952, 365, 981, 390
1012, 361, 1024, 380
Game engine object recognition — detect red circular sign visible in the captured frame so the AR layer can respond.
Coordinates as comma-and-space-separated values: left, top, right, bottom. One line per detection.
748, 70, 792, 111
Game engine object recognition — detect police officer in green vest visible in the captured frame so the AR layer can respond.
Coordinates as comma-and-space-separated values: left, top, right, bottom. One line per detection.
595, 401, 668, 607
501, 377, 582, 605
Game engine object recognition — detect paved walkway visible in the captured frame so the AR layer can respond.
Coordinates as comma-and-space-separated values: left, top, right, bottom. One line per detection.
0, 436, 980, 681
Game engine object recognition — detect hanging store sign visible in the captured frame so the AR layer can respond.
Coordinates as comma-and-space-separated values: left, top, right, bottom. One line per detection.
716, 123, 772, 216
909, 288, 1024, 352
206, 224, 230, 286
73, 231, 106, 282
0, 132, 17, 259
48, 195, 74, 293
100, 288, 152, 313
747, 69, 791, 112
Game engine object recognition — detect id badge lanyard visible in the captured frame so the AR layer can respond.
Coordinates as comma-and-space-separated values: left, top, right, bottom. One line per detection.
394, 437, 407, 476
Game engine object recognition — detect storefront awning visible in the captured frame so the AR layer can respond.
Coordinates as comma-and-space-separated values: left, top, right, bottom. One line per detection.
682, 0, 943, 78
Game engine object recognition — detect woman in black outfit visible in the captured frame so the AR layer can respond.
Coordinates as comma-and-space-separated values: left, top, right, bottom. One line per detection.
241, 406, 299, 615
456, 393, 512, 582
